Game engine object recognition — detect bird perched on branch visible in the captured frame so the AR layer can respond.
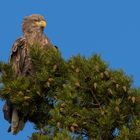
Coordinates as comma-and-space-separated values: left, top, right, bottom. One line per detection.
10, 14, 54, 76
3, 14, 56, 134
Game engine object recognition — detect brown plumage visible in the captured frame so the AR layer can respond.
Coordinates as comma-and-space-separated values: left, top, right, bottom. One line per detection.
3, 14, 56, 134
10, 14, 53, 76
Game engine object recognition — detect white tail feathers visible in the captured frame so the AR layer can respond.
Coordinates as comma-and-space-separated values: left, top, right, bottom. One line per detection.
11, 108, 19, 134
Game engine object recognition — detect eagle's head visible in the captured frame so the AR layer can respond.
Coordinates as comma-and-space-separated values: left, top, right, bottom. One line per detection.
22, 14, 46, 34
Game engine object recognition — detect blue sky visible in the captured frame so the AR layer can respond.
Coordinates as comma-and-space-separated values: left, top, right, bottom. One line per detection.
0, 0, 140, 139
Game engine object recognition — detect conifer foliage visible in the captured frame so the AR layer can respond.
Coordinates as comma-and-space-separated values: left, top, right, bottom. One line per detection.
0, 45, 140, 140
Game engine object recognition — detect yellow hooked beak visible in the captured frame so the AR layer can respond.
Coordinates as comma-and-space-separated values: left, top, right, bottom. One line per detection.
37, 20, 46, 28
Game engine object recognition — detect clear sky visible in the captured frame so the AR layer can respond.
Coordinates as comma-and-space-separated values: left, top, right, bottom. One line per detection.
0, 0, 140, 139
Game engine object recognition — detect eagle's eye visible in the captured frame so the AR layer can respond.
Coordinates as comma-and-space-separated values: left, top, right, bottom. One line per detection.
34, 19, 39, 22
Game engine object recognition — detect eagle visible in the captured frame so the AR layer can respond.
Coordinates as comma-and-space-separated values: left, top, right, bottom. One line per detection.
3, 14, 56, 134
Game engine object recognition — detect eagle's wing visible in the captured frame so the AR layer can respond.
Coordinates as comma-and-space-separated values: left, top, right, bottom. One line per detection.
9, 37, 26, 75
3, 37, 26, 133
3, 100, 12, 123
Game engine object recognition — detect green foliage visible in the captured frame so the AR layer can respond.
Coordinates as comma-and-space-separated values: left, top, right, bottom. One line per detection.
0, 44, 140, 139
30, 133, 50, 140
30, 129, 73, 140
114, 119, 140, 140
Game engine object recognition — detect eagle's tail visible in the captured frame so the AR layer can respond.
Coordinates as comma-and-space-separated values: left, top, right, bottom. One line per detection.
11, 108, 19, 134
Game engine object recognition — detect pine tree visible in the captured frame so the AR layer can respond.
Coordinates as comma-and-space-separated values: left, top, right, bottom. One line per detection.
0, 44, 140, 140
